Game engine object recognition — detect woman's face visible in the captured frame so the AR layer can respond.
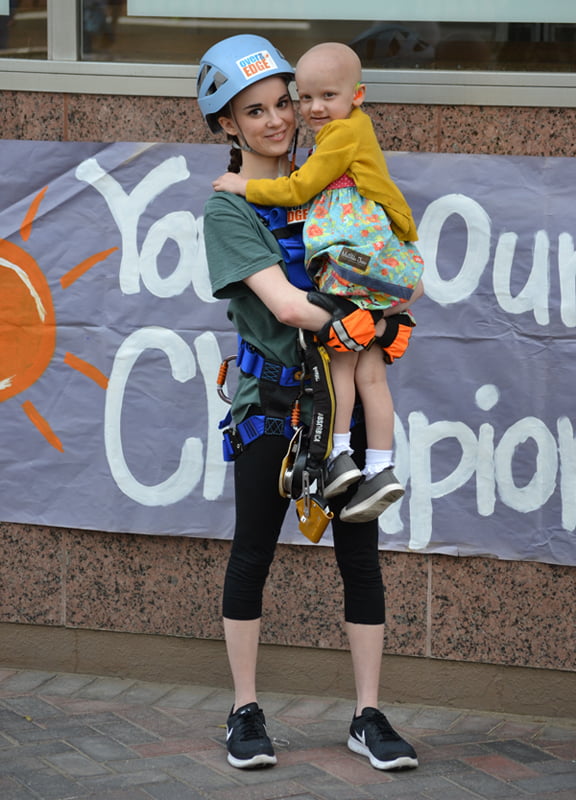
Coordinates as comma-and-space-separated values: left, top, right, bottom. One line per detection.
220, 76, 296, 158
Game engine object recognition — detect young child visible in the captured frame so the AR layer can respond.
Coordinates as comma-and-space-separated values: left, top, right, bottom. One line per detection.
212, 42, 424, 524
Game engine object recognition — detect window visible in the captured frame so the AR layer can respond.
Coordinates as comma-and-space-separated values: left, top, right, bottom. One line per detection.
1, 1, 575, 106
0, 0, 47, 59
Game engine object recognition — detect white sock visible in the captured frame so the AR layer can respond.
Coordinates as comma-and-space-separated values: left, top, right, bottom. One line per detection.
363, 449, 393, 478
330, 432, 352, 462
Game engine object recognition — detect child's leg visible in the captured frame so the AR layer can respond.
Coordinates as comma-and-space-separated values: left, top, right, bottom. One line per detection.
329, 348, 359, 448
323, 349, 363, 498
339, 347, 404, 524
354, 346, 394, 456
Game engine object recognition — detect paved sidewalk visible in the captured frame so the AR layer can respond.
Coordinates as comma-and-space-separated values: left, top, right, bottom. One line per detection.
0, 668, 575, 799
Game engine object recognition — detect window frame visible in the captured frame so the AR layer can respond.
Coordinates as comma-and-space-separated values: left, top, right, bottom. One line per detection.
1, 1, 575, 106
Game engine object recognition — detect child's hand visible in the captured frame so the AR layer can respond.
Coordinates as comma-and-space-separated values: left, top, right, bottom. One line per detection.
212, 173, 248, 195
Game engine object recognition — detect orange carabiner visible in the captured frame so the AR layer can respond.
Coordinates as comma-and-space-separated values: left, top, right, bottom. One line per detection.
217, 355, 236, 404
290, 399, 301, 429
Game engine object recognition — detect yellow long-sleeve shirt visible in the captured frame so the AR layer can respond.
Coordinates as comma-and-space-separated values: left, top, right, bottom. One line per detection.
245, 107, 418, 242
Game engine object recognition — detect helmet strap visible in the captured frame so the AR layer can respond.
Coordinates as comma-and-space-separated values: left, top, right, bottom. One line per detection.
289, 128, 299, 173
229, 109, 256, 154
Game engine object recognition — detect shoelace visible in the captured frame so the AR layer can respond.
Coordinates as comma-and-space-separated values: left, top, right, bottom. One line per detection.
367, 711, 402, 742
236, 709, 266, 741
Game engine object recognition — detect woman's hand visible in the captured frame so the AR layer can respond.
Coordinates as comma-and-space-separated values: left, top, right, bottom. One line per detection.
307, 293, 378, 351
212, 173, 248, 195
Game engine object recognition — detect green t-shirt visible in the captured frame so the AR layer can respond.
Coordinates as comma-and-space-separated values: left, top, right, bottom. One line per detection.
204, 192, 307, 424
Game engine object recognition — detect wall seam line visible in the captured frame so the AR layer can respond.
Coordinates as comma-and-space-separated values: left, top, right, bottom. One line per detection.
426, 556, 433, 658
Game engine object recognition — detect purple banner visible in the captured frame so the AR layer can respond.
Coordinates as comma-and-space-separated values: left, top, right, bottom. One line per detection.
0, 140, 574, 566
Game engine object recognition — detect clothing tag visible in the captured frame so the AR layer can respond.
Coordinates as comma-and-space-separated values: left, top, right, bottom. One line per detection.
338, 247, 371, 272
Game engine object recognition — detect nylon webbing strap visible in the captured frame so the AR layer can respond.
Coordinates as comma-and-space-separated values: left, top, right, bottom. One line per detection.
221, 414, 294, 461
299, 330, 336, 467
237, 338, 302, 387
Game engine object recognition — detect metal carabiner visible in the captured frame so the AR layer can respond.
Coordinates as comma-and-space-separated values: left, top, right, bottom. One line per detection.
302, 470, 311, 518
216, 355, 237, 404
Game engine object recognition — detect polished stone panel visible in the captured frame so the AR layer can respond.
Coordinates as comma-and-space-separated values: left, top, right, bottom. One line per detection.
0, 523, 64, 625
64, 530, 226, 639
430, 555, 576, 669
1, 91, 66, 141
65, 94, 220, 144
438, 106, 576, 157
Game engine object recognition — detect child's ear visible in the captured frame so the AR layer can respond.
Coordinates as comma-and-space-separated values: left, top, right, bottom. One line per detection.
352, 83, 366, 106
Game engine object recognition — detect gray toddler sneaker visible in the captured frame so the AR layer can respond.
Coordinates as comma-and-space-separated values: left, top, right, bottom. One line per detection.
340, 467, 404, 523
323, 452, 362, 498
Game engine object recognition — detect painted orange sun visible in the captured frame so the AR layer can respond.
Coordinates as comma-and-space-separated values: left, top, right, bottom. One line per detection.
1, 186, 117, 452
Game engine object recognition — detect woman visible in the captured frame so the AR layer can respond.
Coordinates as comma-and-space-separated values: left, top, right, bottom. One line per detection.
198, 34, 418, 773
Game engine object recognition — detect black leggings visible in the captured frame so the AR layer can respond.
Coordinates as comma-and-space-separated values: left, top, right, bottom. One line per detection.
223, 425, 385, 624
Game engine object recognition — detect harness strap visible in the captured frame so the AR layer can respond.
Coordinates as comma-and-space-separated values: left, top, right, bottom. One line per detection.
237, 337, 303, 387
220, 413, 294, 462
249, 202, 313, 291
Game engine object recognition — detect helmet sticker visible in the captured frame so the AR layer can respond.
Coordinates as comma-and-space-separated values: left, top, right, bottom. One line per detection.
235, 50, 279, 81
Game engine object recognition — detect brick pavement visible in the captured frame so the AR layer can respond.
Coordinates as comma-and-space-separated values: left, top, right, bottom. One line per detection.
0, 668, 575, 799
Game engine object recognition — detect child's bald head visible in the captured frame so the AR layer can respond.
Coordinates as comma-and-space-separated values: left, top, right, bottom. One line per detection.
296, 42, 362, 88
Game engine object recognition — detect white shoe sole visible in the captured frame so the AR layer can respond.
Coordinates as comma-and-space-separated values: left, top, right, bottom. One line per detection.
340, 484, 404, 523
323, 468, 362, 498
347, 735, 418, 770
227, 751, 277, 769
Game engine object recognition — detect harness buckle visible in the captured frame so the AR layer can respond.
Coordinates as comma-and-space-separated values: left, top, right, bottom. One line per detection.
222, 426, 244, 461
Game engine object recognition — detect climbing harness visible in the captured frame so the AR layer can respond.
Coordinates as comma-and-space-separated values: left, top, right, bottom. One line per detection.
216, 337, 302, 462
217, 329, 336, 543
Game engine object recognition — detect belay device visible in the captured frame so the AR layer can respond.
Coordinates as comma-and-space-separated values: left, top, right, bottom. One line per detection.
278, 328, 335, 543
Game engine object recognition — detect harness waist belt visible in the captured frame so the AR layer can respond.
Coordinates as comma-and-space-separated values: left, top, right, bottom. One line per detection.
221, 414, 295, 462
237, 337, 302, 388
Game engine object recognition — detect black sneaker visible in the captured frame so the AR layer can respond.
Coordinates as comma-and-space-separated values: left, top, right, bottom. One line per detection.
225, 702, 277, 769
347, 707, 418, 770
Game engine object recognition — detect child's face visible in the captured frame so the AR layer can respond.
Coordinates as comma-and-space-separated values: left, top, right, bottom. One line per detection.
296, 60, 359, 134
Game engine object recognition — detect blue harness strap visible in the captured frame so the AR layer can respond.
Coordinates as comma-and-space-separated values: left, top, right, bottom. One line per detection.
219, 337, 305, 462
219, 412, 295, 462
249, 203, 314, 291
236, 337, 302, 387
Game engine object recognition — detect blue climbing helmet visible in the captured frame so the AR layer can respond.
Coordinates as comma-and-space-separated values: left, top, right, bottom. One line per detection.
197, 34, 295, 132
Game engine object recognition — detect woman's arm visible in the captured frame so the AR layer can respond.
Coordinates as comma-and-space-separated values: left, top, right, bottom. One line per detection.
244, 264, 330, 329
244, 265, 385, 347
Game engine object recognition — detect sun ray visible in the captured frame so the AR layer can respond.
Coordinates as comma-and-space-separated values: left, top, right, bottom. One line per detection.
60, 247, 119, 290
21, 400, 64, 452
20, 186, 48, 242
64, 352, 109, 390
